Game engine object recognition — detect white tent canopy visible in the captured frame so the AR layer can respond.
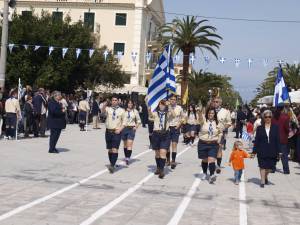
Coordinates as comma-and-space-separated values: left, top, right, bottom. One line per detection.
95, 84, 148, 95
257, 90, 300, 105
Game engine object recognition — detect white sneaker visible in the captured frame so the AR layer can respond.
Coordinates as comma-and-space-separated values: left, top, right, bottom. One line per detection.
209, 175, 217, 184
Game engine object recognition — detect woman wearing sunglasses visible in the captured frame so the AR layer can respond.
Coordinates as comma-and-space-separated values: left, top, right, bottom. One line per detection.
252, 110, 280, 188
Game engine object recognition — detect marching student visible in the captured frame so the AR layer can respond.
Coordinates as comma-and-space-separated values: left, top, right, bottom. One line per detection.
186, 104, 198, 145
228, 141, 251, 185
213, 97, 232, 174
198, 107, 223, 184
150, 99, 174, 179
78, 93, 90, 131
167, 94, 184, 169
121, 100, 141, 165
104, 95, 125, 173
4, 89, 21, 139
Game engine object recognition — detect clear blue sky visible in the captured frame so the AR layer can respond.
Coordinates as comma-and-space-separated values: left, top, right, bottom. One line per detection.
164, 0, 300, 102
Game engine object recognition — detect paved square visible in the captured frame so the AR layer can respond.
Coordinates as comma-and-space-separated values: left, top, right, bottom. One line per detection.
0, 125, 299, 225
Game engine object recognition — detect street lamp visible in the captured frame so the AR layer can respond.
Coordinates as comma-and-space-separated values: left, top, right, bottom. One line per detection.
0, 0, 16, 98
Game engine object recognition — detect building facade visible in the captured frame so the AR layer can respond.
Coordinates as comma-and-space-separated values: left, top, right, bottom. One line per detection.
5, 0, 165, 87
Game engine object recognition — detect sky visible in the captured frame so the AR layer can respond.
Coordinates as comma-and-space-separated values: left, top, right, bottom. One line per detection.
164, 0, 300, 102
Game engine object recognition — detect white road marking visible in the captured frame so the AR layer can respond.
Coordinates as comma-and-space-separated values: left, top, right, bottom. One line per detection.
79, 146, 191, 225
0, 149, 152, 222
166, 176, 202, 225
239, 173, 248, 225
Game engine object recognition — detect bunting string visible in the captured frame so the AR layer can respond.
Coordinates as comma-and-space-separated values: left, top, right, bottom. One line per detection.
6, 43, 300, 67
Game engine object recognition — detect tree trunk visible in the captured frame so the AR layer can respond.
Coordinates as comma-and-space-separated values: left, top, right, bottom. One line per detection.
181, 49, 190, 104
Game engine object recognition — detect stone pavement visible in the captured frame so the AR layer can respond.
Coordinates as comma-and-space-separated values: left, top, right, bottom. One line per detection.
0, 125, 299, 225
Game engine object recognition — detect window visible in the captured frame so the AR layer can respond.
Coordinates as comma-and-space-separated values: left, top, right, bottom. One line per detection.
52, 11, 63, 23
84, 12, 95, 32
113, 43, 125, 55
115, 13, 127, 26
21, 11, 32, 17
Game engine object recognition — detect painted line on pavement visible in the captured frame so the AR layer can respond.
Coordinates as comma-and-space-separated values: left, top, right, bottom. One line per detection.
0, 149, 152, 222
239, 173, 248, 225
166, 175, 202, 225
79, 146, 192, 225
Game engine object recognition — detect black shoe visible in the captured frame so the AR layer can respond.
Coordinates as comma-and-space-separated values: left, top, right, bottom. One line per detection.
284, 171, 290, 175
107, 165, 115, 174
154, 168, 160, 175
54, 148, 59, 153
49, 150, 58, 154
171, 162, 176, 170
260, 184, 265, 188
265, 178, 269, 185
158, 170, 165, 179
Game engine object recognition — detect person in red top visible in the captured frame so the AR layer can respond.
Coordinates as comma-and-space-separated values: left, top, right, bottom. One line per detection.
272, 106, 290, 174
229, 141, 251, 185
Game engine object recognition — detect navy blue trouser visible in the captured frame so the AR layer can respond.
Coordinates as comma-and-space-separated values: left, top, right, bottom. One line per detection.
280, 144, 290, 173
49, 128, 62, 151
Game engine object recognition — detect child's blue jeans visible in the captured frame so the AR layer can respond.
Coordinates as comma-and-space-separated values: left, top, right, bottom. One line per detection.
234, 169, 243, 182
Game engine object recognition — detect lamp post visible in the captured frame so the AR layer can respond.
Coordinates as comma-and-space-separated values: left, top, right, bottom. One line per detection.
0, 0, 16, 97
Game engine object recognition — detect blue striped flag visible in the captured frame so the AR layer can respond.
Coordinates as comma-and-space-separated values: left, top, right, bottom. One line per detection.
273, 66, 289, 106
242, 131, 251, 141
147, 45, 176, 111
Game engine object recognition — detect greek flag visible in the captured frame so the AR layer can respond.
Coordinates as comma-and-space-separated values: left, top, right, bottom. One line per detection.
242, 131, 251, 141
273, 67, 289, 107
147, 45, 176, 111
18, 78, 23, 100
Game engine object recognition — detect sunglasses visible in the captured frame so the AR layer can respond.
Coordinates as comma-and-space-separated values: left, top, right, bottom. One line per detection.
264, 116, 272, 119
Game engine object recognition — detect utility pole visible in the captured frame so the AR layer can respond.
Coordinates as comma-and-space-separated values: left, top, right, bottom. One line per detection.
0, 0, 15, 97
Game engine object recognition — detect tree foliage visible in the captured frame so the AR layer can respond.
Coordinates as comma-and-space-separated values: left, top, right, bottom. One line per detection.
251, 63, 300, 105
5, 10, 128, 92
177, 70, 242, 108
159, 16, 222, 100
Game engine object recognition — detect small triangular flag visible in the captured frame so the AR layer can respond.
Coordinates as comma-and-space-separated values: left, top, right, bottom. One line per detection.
62, 48, 68, 59
8, 43, 14, 53
49, 46, 54, 56
34, 45, 40, 51
89, 49, 95, 58
76, 48, 81, 59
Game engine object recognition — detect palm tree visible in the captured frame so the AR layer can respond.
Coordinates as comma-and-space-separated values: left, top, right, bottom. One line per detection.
159, 16, 222, 100
177, 70, 232, 105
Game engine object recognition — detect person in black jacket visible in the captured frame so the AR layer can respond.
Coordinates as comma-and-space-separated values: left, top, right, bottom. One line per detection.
24, 96, 34, 138
235, 106, 247, 138
91, 96, 101, 129
47, 91, 66, 154
252, 110, 280, 188
32, 88, 48, 137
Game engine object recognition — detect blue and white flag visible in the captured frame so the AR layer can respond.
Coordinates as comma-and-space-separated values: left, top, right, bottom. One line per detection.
242, 131, 251, 141
49, 46, 54, 56
76, 48, 81, 59
147, 44, 176, 111
103, 50, 109, 61
89, 49, 95, 58
273, 67, 289, 106
62, 48, 68, 59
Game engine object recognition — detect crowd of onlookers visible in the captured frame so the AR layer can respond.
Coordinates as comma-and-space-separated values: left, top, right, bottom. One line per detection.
0, 85, 150, 139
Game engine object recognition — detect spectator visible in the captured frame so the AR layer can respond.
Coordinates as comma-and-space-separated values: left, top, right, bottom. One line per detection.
24, 95, 34, 138
32, 88, 48, 137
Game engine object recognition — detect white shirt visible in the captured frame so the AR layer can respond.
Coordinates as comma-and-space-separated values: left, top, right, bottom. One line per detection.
265, 126, 270, 142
